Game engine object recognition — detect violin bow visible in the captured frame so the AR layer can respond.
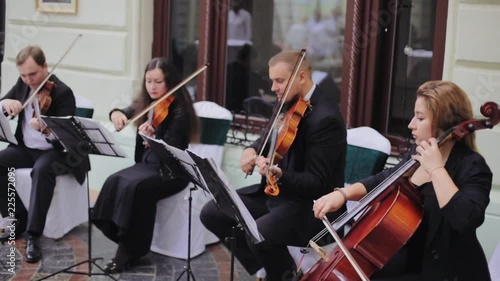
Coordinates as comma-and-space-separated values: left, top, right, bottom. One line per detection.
320, 216, 370, 281
21, 34, 82, 110
255, 49, 307, 159
117, 63, 209, 133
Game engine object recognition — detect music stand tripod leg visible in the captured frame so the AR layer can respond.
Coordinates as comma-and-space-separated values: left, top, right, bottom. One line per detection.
224, 225, 238, 281
175, 186, 197, 281
35, 173, 118, 281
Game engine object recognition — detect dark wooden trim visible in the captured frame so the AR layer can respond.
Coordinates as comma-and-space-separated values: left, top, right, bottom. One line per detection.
431, 0, 448, 80
152, 0, 171, 58
376, 0, 400, 133
197, 0, 228, 103
340, 0, 360, 128
340, 0, 381, 128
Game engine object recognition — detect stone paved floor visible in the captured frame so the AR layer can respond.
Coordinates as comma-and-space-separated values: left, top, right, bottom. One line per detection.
0, 224, 257, 281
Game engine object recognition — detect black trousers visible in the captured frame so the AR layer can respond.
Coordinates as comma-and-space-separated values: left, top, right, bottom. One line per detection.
200, 184, 327, 281
0, 145, 72, 236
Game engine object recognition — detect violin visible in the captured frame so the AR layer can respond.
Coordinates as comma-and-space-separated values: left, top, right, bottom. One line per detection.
34, 80, 56, 115
301, 101, 500, 281
264, 97, 310, 196
32, 80, 57, 135
147, 93, 175, 131
253, 49, 308, 197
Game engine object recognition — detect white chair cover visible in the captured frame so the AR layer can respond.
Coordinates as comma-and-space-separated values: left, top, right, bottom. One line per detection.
15, 169, 88, 239
151, 101, 232, 259
11, 94, 93, 239
347, 126, 391, 155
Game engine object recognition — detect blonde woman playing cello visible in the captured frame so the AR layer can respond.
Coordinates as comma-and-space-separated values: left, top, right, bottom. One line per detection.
314, 81, 493, 281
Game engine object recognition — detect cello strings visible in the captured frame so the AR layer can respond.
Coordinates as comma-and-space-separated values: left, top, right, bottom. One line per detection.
310, 158, 418, 243
310, 128, 455, 243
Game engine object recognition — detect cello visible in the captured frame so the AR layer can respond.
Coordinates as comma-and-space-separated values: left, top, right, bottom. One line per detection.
301, 101, 500, 280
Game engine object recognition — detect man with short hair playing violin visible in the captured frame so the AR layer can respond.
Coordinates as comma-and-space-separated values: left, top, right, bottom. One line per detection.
0, 45, 88, 263
200, 50, 348, 281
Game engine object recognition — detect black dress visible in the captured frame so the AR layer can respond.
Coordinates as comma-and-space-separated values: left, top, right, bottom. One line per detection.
92, 97, 192, 257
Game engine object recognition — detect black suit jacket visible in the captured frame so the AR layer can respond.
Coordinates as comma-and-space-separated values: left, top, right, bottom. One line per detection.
245, 86, 347, 198
241, 85, 347, 242
0, 75, 90, 183
361, 142, 492, 281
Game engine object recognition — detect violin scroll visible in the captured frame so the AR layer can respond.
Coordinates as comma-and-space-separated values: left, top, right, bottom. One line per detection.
264, 173, 280, 196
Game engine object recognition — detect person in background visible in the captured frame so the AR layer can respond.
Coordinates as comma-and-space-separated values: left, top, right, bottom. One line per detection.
227, 0, 252, 42
313, 81, 493, 281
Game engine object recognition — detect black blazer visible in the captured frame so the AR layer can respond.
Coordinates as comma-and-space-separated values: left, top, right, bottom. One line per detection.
360, 142, 492, 281
240, 85, 347, 242
0, 76, 90, 183
245, 86, 347, 199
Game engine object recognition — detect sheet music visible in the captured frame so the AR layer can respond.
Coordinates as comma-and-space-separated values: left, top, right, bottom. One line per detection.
139, 132, 203, 187
0, 112, 17, 145
73, 116, 127, 157
206, 158, 264, 243
41, 115, 126, 158
140, 132, 264, 243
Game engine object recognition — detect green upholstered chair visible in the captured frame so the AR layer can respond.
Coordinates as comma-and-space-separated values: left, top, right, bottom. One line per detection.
151, 101, 232, 259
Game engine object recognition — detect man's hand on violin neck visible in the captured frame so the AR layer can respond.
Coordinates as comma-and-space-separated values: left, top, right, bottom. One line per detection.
256, 156, 270, 176
2, 99, 23, 116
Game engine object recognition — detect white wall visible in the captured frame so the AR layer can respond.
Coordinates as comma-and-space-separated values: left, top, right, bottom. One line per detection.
1, 0, 154, 126
0, 0, 154, 191
443, 0, 500, 261
443, 1, 500, 186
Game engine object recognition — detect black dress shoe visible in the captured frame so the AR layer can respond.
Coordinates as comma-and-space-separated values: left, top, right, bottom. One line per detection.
25, 235, 42, 263
103, 256, 139, 274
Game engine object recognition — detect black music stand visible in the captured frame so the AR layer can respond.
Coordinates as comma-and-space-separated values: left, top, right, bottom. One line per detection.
141, 133, 204, 281
187, 150, 265, 281
141, 134, 264, 281
0, 112, 17, 145
36, 115, 127, 281
186, 150, 265, 281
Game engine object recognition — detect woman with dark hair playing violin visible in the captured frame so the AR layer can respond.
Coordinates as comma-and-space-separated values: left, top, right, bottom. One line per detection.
313, 81, 493, 281
200, 50, 347, 281
91, 57, 199, 274
0, 45, 87, 263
